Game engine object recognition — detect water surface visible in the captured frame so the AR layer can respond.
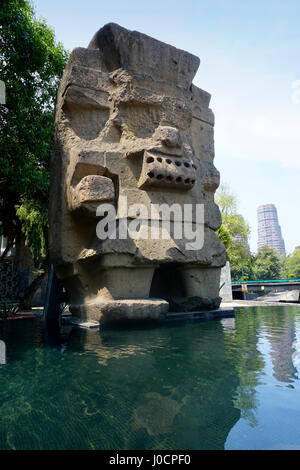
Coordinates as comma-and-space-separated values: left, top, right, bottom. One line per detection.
0, 306, 300, 450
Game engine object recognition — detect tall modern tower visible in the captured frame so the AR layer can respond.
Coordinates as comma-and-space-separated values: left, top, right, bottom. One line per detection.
257, 204, 285, 253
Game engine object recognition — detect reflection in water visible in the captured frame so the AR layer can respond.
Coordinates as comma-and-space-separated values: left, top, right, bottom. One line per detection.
222, 309, 265, 428
0, 318, 240, 450
225, 306, 300, 450
292, 340, 300, 370
265, 313, 298, 384
133, 393, 187, 436
0, 306, 299, 450
67, 323, 240, 450
220, 317, 236, 332
0, 339, 6, 365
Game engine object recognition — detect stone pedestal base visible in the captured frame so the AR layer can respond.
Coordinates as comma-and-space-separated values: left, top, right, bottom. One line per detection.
69, 298, 169, 323
167, 296, 222, 313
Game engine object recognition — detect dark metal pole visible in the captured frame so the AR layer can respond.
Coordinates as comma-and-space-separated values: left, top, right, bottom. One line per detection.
43, 265, 65, 321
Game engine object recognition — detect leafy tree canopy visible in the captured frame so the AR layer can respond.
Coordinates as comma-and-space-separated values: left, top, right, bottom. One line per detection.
216, 184, 252, 281
252, 246, 281, 280
0, 0, 69, 259
283, 246, 300, 279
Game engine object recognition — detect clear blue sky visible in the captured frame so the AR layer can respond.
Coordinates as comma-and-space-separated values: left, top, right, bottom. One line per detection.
33, 0, 300, 254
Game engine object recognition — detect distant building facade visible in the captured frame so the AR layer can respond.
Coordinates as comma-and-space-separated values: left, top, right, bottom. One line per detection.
257, 204, 285, 253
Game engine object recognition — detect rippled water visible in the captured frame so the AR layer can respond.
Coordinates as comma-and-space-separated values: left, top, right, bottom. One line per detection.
0, 306, 300, 450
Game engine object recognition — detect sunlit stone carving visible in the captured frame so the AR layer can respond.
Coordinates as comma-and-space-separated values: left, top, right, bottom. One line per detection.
49, 23, 226, 322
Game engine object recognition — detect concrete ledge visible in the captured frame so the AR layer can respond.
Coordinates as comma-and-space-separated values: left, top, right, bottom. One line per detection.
164, 307, 235, 322
221, 300, 300, 308
62, 306, 235, 328
69, 299, 169, 322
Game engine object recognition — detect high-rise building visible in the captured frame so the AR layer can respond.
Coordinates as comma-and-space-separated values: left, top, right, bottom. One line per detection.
257, 204, 285, 253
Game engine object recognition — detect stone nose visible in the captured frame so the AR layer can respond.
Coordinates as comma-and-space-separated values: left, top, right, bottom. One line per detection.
156, 126, 182, 149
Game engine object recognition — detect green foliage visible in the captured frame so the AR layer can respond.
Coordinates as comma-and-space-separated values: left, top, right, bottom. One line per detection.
216, 184, 252, 281
223, 307, 265, 427
252, 246, 281, 280
216, 183, 237, 216
229, 249, 254, 281
282, 246, 300, 279
217, 225, 232, 249
0, 0, 69, 258
0, 302, 19, 319
216, 186, 300, 282
16, 199, 48, 259
277, 252, 287, 276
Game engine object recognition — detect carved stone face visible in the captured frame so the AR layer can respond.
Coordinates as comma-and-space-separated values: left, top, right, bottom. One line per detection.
49, 23, 226, 279
63, 69, 201, 218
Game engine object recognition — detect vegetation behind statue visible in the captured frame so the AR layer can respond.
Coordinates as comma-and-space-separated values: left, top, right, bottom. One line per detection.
0, 0, 69, 307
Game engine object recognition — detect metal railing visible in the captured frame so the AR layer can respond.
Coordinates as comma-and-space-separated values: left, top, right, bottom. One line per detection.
232, 279, 300, 284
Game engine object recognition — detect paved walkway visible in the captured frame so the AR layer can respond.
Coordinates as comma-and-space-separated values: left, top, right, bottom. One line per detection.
221, 300, 300, 308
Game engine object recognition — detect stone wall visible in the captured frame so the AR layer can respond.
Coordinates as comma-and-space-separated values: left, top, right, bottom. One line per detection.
219, 262, 233, 301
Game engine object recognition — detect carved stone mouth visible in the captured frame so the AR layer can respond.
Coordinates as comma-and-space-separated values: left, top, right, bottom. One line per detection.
138, 151, 197, 191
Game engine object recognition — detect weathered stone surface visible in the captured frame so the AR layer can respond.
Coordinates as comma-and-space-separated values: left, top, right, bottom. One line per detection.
219, 261, 233, 301
138, 151, 197, 191
70, 299, 169, 322
88, 23, 200, 88
49, 23, 227, 322
167, 296, 222, 313
71, 175, 115, 217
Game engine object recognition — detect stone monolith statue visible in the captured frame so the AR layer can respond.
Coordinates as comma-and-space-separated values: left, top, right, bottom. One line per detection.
49, 23, 226, 322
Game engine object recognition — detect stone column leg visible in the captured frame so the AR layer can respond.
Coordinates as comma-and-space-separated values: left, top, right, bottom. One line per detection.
181, 266, 221, 298
69, 266, 169, 322
169, 266, 222, 312
94, 266, 156, 301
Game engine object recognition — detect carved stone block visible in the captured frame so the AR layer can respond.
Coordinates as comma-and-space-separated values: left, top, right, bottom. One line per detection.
49, 23, 227, 323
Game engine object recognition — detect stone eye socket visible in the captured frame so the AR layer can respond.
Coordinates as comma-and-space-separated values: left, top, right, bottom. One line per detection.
148, 172, 154, 178
157, 157, 163, 163
184, 162, 190, 168
175, 161, 182, 167
176, 176, 182, 183
147, 157, 154, 163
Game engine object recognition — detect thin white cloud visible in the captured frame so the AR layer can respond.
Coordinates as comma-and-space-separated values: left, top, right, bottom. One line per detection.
215, 108, 300, 168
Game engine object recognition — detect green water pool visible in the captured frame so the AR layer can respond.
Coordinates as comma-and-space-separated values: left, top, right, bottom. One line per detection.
0, 305, 300, 450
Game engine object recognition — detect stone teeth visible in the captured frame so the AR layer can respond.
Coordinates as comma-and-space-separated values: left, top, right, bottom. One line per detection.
138, 152, 196, 190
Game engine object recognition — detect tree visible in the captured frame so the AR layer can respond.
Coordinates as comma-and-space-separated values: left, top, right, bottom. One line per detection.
216, 183, 237, 217
252, 246, 281, 280
0, 0, 69, 306
283, 246, 300, 279
216, 184, 253, 281
217, 225, 232, 250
